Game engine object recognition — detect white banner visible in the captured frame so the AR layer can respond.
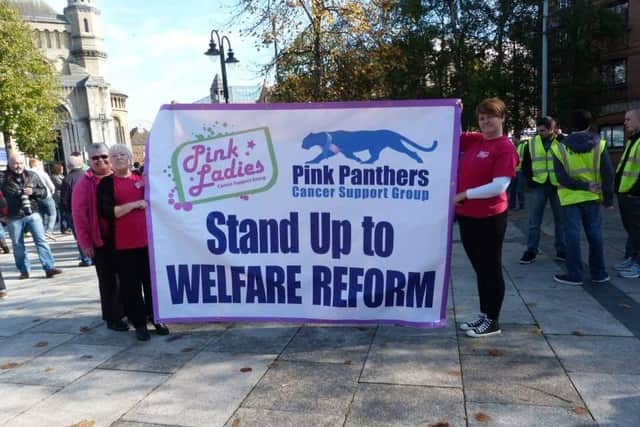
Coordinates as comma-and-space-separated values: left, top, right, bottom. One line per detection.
146, 100, 460, 327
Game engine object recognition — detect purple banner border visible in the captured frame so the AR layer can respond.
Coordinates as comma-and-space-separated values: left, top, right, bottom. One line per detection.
147, 98, 461, 328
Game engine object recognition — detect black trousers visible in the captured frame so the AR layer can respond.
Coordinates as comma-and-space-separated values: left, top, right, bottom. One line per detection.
0, 269, 5, 291
116, 247, 153, 327
457, 211, 508, 321
93, 244, 125, 322
618, 194, 640, 261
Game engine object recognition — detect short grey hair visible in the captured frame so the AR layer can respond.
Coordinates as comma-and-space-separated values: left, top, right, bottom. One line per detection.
87, 143, 108, 157
67, 153, 83, 169
109, 144, 132, 159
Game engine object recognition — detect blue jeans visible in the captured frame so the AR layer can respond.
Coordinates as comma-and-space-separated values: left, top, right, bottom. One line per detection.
562, 201, 608, 282
509, 171, 526, 208
37, 197, 57, 234
68, 215, 92, 265
7, 214, 56, 273
526, 184, 566, 254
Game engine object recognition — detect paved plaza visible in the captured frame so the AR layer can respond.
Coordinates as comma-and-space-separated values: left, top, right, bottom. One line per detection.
0, 206, 639, 427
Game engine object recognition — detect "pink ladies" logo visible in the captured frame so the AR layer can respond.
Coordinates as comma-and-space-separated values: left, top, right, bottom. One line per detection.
170, 127, 278, 209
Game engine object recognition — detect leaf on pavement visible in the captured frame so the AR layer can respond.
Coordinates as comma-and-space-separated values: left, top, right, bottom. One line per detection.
181, 347, 194, 353
572, 331, 584, 336
0, 362, 21, 370
428, 422, 450, 427
474, 412, 491, 422
65, 420, 95, 427
344, 359, 352, 365
79, 326, 92, 333
573, 406, 588, 415
487, 349, 504, 357
35, 341, 48, 347
231, 418, 241, 427
240, 367, 252, 373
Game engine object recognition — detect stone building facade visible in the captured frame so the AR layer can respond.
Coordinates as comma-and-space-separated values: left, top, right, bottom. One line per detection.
8, 0, 130, 163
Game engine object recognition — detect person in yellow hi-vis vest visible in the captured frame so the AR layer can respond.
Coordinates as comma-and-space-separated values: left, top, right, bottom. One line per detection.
508, 134, 527, 210
520, 116, 566, 264
614, 108, 640, 278
551, 110, 614, 286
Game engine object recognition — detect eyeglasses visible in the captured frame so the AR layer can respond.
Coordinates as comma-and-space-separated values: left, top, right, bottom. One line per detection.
91, 155, 109, 161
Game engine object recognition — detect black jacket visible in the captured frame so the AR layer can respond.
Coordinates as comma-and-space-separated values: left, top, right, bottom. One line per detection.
60, 168, 85, 212
552, 131, 615, 207
1, 169, 47, 218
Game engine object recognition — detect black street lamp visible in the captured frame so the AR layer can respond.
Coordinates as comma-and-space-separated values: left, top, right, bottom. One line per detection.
204, 30, 239, 104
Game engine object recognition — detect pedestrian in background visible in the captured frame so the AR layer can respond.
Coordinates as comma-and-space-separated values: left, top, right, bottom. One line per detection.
61, 152, 93, 267
520, 116, 566, 264
455, 98, 518, 338
552, 110, 614, 286
614, 108, 640, 278
97, 144, 169, 341
2, 153, 62, 279
28, 158, 57, 240
0, 190, 8, 297
50, 163, 68, 233
508, 134, 527, 210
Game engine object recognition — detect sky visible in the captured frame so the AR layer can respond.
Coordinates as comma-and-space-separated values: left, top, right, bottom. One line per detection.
48, 0, 273, 129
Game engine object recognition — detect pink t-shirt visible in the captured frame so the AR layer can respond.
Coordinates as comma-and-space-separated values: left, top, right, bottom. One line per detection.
456, 132, 517, 218
113, 174, 147, 250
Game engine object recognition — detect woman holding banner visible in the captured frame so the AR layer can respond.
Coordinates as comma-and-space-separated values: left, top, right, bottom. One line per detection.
97, 144, 169, 341
454, 98, 518, 337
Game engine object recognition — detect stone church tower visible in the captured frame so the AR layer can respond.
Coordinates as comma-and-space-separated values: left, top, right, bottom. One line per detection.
6, 0, 130, 164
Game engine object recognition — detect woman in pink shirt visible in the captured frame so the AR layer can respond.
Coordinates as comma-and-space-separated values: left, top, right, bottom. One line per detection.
454, 98, 518, 338
97, 144, 169, 341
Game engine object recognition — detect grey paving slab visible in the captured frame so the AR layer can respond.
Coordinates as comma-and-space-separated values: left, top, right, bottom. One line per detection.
376, 319, 456, 339
204, 324, 299, 354
123, 351, 275, 427
242, 360, 360, 415
627, 291, 640, 304
519, 289, 634, 336
454, 292, 536, 325
112, 422, 184, 427
461, 355, 583, 407
361, 335, 462, 387
224, 408, 344, 427
506, 269, 575, 290
5, 369, 168, 427
69, 323, 142, 346
466, 402, 596, 426
0, 343, 123, 386
458, 325, 554, 358
0, 383, 60, 425
279, 325, 375, 365
99, 347, 197, 374
345, 383, 466, 427
571, 373, 640, 427
28, 310, 104, 334
547, 335, 640, 374
0, 331, 75, 367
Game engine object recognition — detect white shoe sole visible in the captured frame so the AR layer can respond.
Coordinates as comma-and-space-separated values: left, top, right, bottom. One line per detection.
466, 329, 502, 338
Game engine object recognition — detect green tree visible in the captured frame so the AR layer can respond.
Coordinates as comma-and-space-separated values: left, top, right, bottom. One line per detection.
0, 1, 59, 158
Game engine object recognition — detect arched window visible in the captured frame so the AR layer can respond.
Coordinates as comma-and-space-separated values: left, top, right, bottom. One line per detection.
55, 31, 61, 49
84, 18, 90, 33
35, 30, 42, 48
45, 30, 51, 48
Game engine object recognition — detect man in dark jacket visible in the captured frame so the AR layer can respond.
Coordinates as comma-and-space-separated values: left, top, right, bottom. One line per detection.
2, 153, 62, 279
551, 110, 614, 286
60, 152, 92, 266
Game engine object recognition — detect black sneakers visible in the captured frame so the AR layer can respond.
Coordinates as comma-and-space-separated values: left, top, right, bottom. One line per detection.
554, 252, 566, 262
459, 314, 486, 331
553, 274, 583, 286
466, 318, 502, 338
519, 251, 537, 264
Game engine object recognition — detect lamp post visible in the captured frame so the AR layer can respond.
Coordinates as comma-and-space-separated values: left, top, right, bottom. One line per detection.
541, 0, 549, 116
204, 30, 239, 104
